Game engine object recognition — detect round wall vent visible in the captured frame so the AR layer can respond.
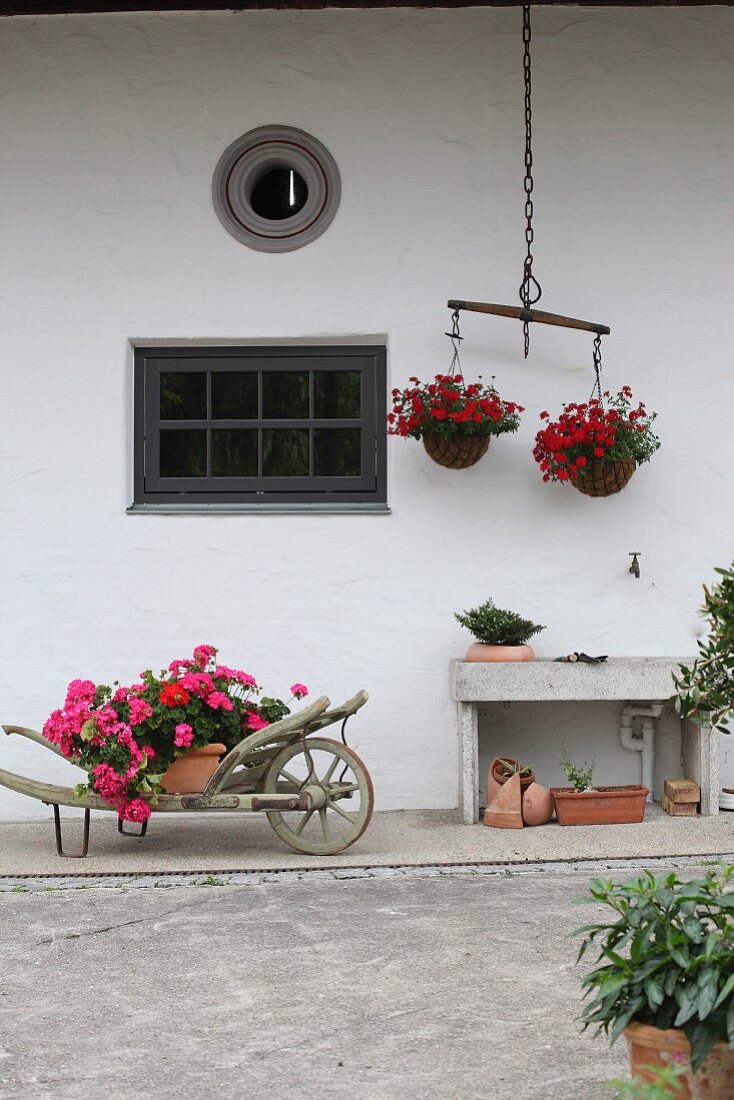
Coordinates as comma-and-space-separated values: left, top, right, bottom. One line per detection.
211, 125, 341, 253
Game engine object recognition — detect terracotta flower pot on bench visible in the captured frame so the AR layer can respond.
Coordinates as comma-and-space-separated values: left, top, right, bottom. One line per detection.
550, 784, 648, 826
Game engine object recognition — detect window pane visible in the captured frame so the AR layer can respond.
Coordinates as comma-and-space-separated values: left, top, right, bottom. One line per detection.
262, 372, 309, 419
211, 372, 258, 420
160, 372, 207, 420
314, 371, 361, 419
262, 429, 309, 477
211, 430, 258, 476
160, 429, 207, 477
314, 429, 361, 477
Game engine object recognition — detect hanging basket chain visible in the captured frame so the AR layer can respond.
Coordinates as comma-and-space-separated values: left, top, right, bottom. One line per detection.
519, 4, 542, 358
590, 333, 604, 404
444, 307, 464, 378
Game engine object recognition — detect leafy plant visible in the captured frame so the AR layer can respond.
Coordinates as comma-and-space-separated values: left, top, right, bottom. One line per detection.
674, 561, 734, 735
575, 866, 734, 1072
561, 749, 595, 792
388, 374, 523, 440
606, 1062, 687, 1099
495, 758, 533, 779
454, 599, 544, 647
533, 387, 660, 485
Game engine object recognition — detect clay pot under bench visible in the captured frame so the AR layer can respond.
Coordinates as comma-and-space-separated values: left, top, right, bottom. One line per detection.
490, 757, 536, 794
521, 782, 555, 826
625, 1021, 734, 1100
464, 643, 535, 663
551, 784, 648, 826
161, 743, 227, 794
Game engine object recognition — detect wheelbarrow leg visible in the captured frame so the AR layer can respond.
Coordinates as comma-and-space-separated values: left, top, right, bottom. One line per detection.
118, 818, 148, 838
51, 804, 91, 858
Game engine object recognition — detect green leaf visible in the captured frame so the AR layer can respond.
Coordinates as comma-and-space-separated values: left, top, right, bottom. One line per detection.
696, 969, 719, 1020
644, 973, 666, 1010
714, 972, 734, 1010
728, 1002, 734, 1045
80, 719, 97, 742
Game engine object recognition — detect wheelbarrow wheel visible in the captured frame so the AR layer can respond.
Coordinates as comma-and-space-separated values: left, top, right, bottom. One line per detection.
262, 737, 374, 856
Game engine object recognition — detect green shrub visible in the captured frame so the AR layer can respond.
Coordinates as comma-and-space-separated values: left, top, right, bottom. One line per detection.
674, 561, 734, 735
576, 866, 734, 1072
454, 599, 544, 647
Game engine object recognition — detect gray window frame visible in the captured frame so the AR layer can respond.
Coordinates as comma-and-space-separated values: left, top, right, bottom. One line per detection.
132, 345, 387, 511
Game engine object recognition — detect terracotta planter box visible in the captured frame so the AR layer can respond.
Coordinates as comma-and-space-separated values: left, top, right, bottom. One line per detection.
550, 784, 648, 826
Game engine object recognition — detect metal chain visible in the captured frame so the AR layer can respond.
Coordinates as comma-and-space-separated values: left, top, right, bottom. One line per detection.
590, 334, 604, 404
518, 4, 542, 358
444, 307, 464, 377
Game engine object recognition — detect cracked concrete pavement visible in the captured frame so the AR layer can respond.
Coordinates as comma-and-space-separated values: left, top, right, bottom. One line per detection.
0, 867, 639, 1099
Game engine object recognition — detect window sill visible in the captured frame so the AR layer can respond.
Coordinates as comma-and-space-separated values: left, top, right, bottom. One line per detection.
127, 502, 391, 515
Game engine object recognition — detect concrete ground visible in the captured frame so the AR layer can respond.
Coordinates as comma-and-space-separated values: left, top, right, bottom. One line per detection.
0, 865, 648, 1100
1, 806, 733, 876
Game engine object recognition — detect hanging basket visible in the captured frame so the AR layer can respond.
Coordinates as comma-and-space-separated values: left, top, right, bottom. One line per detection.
573, 458, 636, 498
423, 433, 490, 470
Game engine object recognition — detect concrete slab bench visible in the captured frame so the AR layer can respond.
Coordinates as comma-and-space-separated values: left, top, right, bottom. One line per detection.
450, 657, 719, 825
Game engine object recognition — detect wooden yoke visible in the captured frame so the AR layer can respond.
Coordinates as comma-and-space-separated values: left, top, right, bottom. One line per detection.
447, 300, 610, 337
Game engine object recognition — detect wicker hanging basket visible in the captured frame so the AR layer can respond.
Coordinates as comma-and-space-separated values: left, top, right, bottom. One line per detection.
574, 458, 636, 497
422, 433, 490, 470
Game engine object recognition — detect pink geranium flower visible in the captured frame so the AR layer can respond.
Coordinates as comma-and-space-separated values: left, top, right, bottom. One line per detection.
193, 644, 217, 665
119, 798, 152, 823
246, 711, 269, 731
174, 723, 194, 748
206, 691, 234, 712
290, 683, 309, 699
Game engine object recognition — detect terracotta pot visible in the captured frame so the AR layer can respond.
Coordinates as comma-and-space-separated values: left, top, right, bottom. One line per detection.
625, 1021, 734, 1100
573, 458, 636, 497
423, 433, 490, 469
464, 643, 535, 663
522, 782, 554, 826
551, 784, 648, 826
161, 743, 227, 794
491, 757, 536, 793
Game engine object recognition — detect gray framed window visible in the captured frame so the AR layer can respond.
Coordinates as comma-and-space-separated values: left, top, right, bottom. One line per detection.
132, 346, 387, 511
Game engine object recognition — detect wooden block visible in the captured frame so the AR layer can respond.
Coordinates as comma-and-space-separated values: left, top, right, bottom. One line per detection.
662, 794, 698, 817
664, 779, 701, 804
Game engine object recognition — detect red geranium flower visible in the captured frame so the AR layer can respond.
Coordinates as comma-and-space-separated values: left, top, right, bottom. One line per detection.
159, 683, 190, 708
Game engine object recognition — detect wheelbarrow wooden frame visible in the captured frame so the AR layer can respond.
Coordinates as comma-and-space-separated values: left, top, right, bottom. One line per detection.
0, 692, 374, 858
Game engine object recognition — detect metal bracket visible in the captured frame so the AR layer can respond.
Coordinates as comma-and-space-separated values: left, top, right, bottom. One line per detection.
50, 803, 90, 858
118, 817, 149, 838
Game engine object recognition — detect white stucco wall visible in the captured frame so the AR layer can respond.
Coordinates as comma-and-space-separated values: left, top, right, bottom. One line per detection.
0, 7, 732, 821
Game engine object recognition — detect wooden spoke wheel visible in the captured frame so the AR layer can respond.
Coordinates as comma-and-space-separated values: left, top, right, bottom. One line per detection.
263, 737, 374, 855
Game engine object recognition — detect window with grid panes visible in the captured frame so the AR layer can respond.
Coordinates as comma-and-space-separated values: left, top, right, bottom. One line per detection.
132, 346, 387, 509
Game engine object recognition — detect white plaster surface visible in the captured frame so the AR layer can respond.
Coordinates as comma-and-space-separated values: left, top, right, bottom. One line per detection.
0, 8, 732, 821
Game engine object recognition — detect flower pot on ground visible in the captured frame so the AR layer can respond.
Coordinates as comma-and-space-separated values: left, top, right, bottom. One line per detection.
551, 785, 649, 825
491, 757, 536, 793
455, 598, 544, 662
387, 373, 523, 470
533, 387, 660, 496
552, 750, 648, 825
41, 644, 309, 824
576, 865, 734, 1099
160, 743, 227, 794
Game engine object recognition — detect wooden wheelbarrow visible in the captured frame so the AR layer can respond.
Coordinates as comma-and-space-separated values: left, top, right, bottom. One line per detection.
0, 692, 374, 858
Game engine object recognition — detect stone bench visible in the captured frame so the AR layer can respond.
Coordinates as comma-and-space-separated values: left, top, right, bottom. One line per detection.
450, 657, 719, 824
